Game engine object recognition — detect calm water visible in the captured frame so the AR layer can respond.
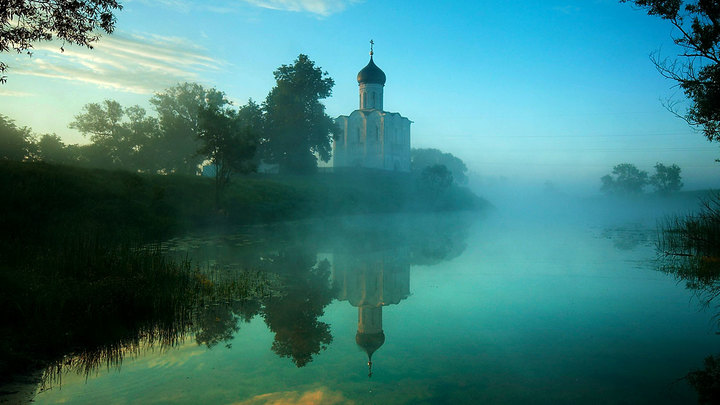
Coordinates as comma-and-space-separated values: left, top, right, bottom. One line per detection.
30, 199, 720, 404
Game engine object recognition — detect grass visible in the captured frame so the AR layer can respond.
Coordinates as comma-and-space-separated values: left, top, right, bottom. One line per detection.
0, 237, 276, 387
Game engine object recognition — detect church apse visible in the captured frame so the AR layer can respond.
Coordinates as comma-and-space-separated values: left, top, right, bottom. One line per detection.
333, 41, 412, 172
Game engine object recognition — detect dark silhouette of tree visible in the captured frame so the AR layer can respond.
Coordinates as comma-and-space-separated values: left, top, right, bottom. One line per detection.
0, 114, 35, 160
198, 99, 259, 208
411, 148, 469, 185
1, 0, 122, 83
650, 162, 683, 194
261, 249, 334, 367
150, 83, 225, 175
263, 54, 336, 174
623, 0, 719, 142
36, 133, 77, 164
69, 100, 158, 171
600, 163, 649, 195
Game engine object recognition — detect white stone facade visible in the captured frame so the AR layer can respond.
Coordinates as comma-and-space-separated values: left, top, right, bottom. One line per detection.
333, 55, 411, 172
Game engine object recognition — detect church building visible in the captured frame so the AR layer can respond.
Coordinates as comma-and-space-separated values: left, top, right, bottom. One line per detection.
333, 42, 412, 172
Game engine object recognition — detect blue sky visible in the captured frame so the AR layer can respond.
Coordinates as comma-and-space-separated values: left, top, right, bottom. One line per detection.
1, 0, 718, 192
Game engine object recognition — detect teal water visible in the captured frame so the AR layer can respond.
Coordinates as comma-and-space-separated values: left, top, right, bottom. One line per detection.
30, 204, 719, 404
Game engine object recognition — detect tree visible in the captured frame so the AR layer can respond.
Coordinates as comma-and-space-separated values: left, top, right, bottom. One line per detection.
1, 0, 122, 83
150, 83, 226, 175
601, 163, 649, 195
411, 148, 469, 184
420, 164, 454, 195
69, 100, 158, 171
623, 0, 719, 142
650, 162, 684, 194
197, 100, 259, 208
36, 133, 77, 164
0, 114, 35, 161
263, 54, 336, 174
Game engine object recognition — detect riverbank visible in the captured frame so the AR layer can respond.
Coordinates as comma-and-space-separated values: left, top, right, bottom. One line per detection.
0, 161, 488, 243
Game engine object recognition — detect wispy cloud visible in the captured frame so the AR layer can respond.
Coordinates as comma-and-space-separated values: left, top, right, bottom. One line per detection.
0, 89, 34, 97
239, 0, 358, 16
132, 0, 359, 16
8, 33, 225, 94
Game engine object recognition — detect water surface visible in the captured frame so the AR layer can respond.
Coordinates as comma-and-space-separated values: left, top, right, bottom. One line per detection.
31, 202, 719, 404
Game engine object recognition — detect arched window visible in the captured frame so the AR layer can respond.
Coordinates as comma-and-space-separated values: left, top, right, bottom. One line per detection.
372, 92, 376, 108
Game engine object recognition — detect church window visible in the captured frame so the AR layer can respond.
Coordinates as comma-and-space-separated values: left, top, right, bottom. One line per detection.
372, 92, 376, 107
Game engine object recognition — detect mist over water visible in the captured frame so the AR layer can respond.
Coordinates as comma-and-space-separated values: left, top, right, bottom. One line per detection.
23, 192, 720, 404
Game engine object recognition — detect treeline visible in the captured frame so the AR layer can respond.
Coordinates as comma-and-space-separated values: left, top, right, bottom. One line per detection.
600, 162, 684, 196
0, 54, 335, 179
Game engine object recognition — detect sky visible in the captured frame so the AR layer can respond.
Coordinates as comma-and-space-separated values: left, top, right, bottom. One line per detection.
1, 0, 719, 193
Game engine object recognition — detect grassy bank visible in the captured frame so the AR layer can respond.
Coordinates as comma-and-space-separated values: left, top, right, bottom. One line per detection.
0, 161, 487, 243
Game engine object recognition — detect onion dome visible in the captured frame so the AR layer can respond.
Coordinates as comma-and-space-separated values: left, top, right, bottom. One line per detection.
357, 56, 386, 85
356, 331, 385, 377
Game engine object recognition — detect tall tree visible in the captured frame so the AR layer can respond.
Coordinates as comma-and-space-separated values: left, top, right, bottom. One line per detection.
623, 0, 719, 142
601, 163, 649, 195
198, 100, 259, 208
650, 162, 684, 194
1, 0, 122, 83
150, 83, 225, 175
263, 54, 336, 174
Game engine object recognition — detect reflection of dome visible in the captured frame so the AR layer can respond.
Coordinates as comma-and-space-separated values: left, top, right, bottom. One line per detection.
357, 56, 386, 85
355, 331, 385, 358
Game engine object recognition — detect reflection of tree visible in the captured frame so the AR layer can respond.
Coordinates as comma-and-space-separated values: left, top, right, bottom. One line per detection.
194, 300, 262, 349
686, 354, 720, 405
261, 248, 335, 367
657, 195, 720, 403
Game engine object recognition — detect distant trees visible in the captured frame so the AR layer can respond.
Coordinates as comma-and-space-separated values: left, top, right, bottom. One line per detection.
1, 0, 122, 83
262, 54, 336, 174
623, 0, 719, 142
650, 162, 683, 194
601, 162, 683, 195
601, 163, 648, 195
411, 148, 468, 185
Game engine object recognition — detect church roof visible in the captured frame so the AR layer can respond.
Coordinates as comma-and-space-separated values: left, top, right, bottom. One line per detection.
357, 56, 386, 85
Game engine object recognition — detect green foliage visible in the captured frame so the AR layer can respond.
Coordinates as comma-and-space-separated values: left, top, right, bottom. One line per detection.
197, 101, 259, 207
69, 100, 160, 171
600, 163, 649, 195
623, 0, 720, 141
650, 162, 683, 194
263, 54, 336, 174
0, 0, 122, 83
36, 133, 77, 164
0, 114, 35, 160
150, 83, 227, 175
411, 148, 468, 184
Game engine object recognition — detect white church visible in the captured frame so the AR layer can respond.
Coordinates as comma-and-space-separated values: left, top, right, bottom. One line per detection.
333, 43, 412, 172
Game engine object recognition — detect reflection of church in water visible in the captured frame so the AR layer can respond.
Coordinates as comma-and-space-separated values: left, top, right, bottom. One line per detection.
331, 246, 410, 377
